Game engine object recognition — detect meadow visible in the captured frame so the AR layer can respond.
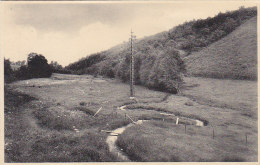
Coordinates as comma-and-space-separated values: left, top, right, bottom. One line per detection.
4, 73, 257, 162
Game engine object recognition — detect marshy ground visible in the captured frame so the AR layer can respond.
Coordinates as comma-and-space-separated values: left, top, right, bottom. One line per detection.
4, 73, 257, 162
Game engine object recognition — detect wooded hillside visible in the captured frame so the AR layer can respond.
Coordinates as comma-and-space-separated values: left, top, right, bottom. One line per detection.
66, 6, 257, 93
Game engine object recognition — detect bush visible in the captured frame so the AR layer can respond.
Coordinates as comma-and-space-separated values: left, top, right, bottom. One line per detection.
146, 49, 183, 93
27, 53, 52, 78
5, 53, 53, 82
49, 61, 72, 74
4, 59, 13, 76
4, 59, 15, 83
15, 65, 30, 80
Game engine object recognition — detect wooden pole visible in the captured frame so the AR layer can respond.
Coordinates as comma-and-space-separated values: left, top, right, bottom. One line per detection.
246, 133, 247, 145
93, 107, 102, 117
213, 129, 215, 139
129, 30, 136, 97
126, 114, 135, 123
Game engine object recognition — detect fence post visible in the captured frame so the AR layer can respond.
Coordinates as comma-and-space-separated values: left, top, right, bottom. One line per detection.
213, 128, 215, 139
246, 133, 247, 145
176, 118, 179, 125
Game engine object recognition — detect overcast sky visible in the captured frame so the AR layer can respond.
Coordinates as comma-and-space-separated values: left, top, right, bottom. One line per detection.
0, 1, 257, 66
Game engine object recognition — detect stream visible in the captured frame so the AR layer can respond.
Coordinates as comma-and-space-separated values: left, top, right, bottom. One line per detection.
106, 120, 146, 161
106, 106, 206, 161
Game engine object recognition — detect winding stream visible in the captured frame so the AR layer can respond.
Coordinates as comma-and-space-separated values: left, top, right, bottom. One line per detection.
106, 120, 146, 161
106, 105, 206, 161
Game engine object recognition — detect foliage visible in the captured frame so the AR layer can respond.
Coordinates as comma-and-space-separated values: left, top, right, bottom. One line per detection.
4, 59, 13, 76
4, 59, 15, 83
5, 53, 53, 82
66, 6, 257, 92
49, 61, 72, 74
26, 53, 52, 78
50, 61, 62, 71
185, 16, 257, 80
15, 65, 31, 80
146, 49, 184, 93
168, 6, 257, 53
66, 53, 106, 71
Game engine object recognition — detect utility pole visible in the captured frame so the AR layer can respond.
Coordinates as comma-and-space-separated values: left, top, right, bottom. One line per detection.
129, 30, 136, 97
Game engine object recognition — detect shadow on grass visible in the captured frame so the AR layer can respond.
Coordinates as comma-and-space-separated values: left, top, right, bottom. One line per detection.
4, 85, 36, 110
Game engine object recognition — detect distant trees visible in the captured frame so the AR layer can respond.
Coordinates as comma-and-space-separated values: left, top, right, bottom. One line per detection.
26, 53, 52, 78
49, 60, 65, 73
15, 65, 30, 80
65, 6, 256, 93
66, 53, 105, 73
13, 60, 26, 66
4, 59, 13, 76
4, 59, 15, 83
67, 46, 185, 94
5, 53, 53, 83
168, 6, 257, 53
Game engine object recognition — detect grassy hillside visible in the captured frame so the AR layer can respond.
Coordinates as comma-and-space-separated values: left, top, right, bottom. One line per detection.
66, 6, 257, 93
185, 16, 257, 80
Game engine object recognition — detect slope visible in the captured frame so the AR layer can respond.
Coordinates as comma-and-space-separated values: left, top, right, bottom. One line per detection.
184, 16, 257, 80
66, 7, 257, 93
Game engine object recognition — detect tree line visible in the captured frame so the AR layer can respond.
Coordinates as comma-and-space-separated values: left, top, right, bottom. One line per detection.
66, 6, 256, 94
4, 53, 71, 83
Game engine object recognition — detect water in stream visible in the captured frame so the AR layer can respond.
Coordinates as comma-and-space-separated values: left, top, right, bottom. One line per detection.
106, 120, 145, 161
106, 117, 205, 161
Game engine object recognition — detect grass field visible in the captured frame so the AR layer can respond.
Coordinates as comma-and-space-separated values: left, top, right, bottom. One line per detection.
4, 73, 257, 162
185, 16, 257, 80
117, 76, 257, 161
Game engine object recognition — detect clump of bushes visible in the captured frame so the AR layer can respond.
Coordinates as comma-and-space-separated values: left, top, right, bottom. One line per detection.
4, 59, 16, 83
4, 53, 53, 83
49, 61, 72, 74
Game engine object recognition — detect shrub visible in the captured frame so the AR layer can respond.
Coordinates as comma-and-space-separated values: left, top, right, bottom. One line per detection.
27, 53, 52, 78
7, 53, 53, 81
15, 65, 30, 80
4, 59, 15, 83
147, 49, 183, 93
4, 59, 13, 76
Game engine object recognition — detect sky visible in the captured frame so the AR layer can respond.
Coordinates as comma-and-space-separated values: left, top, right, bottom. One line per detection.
0, 1, 257, 66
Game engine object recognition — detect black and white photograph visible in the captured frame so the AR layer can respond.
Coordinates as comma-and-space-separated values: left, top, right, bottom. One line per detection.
1, 1, 258, 163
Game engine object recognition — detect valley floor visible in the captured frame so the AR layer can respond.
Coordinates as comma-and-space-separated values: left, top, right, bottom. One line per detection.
4, 73, 258, 162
